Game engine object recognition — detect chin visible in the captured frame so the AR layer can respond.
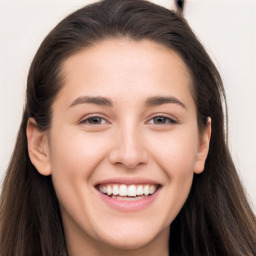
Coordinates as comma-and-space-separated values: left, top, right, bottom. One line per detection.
96, 223, 170, 251
101, 234, 154, 251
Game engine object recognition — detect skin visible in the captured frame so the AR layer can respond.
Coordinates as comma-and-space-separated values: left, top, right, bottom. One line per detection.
27, 39, 211, 256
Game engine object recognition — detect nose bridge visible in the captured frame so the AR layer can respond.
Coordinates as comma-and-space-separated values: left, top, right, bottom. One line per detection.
109, 120, 148, 168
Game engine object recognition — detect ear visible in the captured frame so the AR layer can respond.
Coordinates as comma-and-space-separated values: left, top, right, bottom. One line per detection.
26, 118, 52, 176
194, 117, 211, 174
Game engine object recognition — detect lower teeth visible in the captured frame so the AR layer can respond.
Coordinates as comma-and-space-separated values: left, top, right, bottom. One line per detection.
110, 195, 149, 201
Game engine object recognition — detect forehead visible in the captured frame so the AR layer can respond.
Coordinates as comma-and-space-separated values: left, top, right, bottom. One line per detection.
57, 38, 194, 108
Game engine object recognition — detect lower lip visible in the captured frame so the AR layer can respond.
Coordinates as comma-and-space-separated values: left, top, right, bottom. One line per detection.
96, 188, 160, 212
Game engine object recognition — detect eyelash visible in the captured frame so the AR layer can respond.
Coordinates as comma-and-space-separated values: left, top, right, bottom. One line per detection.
79, 115, 108, 125
147, 116, 177, 125
79, 114, 177, 126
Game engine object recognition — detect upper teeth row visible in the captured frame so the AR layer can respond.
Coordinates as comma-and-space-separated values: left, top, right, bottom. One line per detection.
98, 184, 157, 197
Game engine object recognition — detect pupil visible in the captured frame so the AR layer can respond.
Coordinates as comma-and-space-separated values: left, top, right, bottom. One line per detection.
91, 117, 100, 123
155, 117, 166, 123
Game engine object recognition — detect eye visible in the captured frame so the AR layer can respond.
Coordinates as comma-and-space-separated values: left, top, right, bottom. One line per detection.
148, 116, 177, 125
80, 116, 108, 125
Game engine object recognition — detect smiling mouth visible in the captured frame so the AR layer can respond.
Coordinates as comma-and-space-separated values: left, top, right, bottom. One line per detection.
96, 184, 159, 201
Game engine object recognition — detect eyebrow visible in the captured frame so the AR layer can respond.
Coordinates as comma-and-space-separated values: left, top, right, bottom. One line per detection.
69, 95, 186, 109
145, 96, 186, 109
69, 96, 113, 108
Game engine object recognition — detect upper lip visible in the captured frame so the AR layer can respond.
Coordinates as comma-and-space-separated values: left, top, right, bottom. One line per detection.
95, 177, 161, 186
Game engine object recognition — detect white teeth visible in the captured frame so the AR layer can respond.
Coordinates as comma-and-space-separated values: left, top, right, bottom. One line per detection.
149, 184, 156, 194
112, 195, 148, 201
136, 185, 144, 195
112, 185, 119, 195
107, 185, 112, 195
119, 185, 128, 196
98, 184, 158, 197
127, 185, 136, 197
144, 185, 149, 195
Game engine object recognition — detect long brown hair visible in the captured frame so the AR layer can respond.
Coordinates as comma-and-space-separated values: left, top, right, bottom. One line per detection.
1, 0, 255, 255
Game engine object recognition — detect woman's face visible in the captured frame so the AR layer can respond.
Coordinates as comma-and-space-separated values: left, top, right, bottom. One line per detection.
32, 39, 210, 254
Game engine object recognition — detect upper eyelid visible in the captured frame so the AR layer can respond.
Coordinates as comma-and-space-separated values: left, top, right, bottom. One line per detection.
146, 113, 178, 123
78, 113, 178, 124
147, 116, 177, 124
78, 113, 110, 124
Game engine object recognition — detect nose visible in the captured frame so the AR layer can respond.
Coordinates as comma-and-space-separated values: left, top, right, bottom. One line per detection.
108, 126, 149, 169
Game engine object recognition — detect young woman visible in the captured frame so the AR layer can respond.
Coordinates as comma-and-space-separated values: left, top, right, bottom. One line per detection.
0, 0, 255, 255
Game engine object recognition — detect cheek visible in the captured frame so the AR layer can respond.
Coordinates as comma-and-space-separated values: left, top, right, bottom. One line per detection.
146, 128, 198, 222
49, 128, 111, 177
48, 128, 112, 210
148, 129, 198, 177
152, 140, 196, 224
48, 129, 112, 227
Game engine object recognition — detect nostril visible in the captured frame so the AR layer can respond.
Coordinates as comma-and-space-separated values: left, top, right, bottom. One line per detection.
108, 147, 149, 169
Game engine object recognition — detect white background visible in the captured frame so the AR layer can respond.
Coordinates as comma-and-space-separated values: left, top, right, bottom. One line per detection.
0, 0, 255, 211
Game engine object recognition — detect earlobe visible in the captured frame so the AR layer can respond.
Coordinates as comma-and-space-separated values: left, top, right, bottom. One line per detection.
26, 118, 52, 176
194, 117, 211, 174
